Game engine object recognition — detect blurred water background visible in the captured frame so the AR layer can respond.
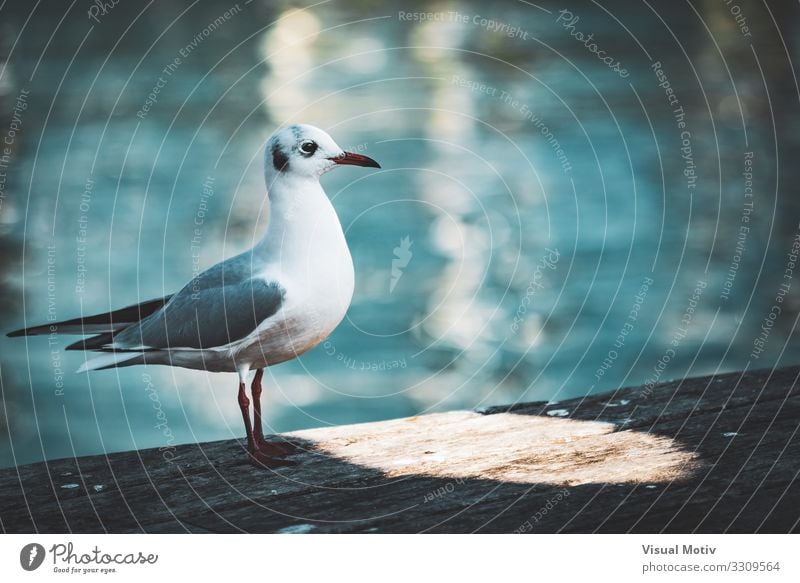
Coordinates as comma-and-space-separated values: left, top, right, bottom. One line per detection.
1, 0, 799, 467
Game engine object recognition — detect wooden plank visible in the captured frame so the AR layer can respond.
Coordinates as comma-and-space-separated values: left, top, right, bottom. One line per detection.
0, 366, 798, 533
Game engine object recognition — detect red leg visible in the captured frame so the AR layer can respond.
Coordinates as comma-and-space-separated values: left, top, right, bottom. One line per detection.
250, 369, 301, 458
252, 369, 266, 445
238, 379, 292, 467
237, 381, 255, 452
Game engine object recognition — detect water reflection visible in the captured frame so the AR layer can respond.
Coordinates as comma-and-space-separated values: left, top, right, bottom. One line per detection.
1, 0, 799, 467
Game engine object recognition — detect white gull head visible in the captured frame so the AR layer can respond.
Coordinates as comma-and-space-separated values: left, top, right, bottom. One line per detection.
264, 124, 380, 182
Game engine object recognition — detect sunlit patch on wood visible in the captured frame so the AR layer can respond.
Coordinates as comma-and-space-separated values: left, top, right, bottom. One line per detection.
290, 411, 701, 486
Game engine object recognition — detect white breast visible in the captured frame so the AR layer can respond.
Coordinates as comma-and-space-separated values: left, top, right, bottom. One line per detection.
237, 181, 355, 367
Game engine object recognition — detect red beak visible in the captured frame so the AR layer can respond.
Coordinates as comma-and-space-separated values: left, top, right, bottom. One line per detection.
329, 151, 381, 168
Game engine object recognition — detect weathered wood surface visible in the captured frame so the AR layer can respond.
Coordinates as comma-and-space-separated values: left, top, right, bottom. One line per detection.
1, 367, 798, 533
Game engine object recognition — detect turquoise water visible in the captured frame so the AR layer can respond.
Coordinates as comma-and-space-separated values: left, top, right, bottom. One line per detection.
1, 0, 799, 467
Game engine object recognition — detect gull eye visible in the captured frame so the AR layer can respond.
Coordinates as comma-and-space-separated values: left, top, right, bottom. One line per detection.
298, 140, 318, 156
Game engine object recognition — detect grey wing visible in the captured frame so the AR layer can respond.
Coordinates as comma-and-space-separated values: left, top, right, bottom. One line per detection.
113, 278, 285, 350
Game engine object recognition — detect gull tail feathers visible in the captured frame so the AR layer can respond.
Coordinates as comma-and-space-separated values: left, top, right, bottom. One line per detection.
77, 352, 144, 373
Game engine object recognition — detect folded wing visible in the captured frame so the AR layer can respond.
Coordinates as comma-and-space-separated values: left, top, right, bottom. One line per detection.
111, 279, 285, 350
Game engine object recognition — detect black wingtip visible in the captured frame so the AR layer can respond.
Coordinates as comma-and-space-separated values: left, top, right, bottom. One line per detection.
7, 323, 51, 337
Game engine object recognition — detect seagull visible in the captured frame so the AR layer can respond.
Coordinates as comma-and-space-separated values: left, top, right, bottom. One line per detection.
8, 124, 381, 467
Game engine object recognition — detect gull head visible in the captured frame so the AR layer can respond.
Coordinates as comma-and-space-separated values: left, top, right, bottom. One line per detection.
265, 124, 380, 181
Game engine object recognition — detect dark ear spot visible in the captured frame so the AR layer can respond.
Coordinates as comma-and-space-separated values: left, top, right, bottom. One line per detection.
272, 142, 289, 172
